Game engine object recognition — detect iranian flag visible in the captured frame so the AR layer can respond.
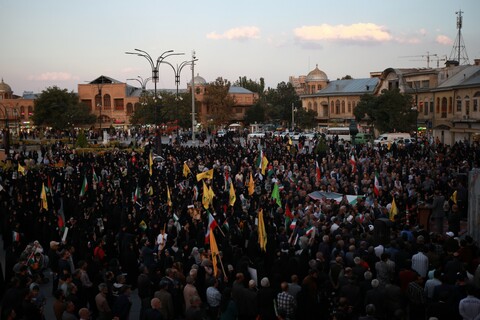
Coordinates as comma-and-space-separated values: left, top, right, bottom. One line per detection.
133, 185, 141, 203
315, 160, 321, 182
305, 226, 315, 236
205, 212, 219, 244
256, 150, 263, 170
350, 154, 356, 174
289, 218, 297, 230
79, 176, 88, 197
373, 172, 380, 196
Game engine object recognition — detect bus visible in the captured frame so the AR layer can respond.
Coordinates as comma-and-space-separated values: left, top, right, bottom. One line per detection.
326, 127, 351, 142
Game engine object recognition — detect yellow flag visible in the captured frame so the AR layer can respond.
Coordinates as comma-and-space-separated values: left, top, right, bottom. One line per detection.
261, 155, 269, 175
389, 198, 398, 221
40, 183, 48, 210
149, 152, 153, 176
202, 181, 210, 209
210, 227, 219, 277
229, 182, 236, 206
258, 209, 267, 251
196, 169, 214, 181
18, 164, 25, 175
450, 191, 457, 204
183, 162, 191, 178
148, 186, 153, 196
167, 186, 172, 207
248, 172, 255, 196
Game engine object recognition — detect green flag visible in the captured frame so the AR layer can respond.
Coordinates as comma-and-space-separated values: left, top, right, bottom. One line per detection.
271, 183, 282, 207
80, 176, 88, 197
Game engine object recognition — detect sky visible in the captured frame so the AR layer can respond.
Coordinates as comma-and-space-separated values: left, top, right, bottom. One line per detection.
1, 0, 479, 96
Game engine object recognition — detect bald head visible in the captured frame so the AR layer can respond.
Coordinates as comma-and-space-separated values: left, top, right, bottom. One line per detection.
151, 297, 161, 309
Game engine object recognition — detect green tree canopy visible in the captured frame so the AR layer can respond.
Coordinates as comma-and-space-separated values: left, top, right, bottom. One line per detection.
203, 77, 235, 127
32, 86, 96, 130
264, 82, 300, 126
234, 76, 265, 97
354, 89, 417, 133
244, 102, 266, 124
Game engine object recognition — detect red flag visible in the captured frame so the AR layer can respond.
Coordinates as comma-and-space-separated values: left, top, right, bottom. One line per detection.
350, 155, 356, 174
374, 172, 380, 196
205, 212, 218, 244
285, 203, 294, 220
315, 161, 321, 182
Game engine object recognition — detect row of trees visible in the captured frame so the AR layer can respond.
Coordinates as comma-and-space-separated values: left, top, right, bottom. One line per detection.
31, 80, 417, 133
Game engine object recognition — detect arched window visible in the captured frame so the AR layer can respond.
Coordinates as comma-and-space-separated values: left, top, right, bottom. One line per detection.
308, 102, 312, 110
335, 100, 340, 114
465, 95, 470, 116
95, 94, 102, 109
330, 104, 334, 114
441, 97, 447, 118
313, 102, 318, 114
474, 91, 480, 112
449, 96, 453, 113
103, 94, 111, 110
456, 95, 462, 112
28, 106, 33, 118
20, 106, 25, 119
126, 103, 133, 115
341, 101, 345, 114
436, 97, 440, 113
348, 102, 352, 113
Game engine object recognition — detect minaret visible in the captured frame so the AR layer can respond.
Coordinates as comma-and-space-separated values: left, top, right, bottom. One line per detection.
448, 10, 470, 65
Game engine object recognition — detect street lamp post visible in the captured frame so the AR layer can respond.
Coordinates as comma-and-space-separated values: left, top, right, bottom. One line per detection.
127, 76, 152, 93
125, 49, 182, 126
162, 54, 199, 142
291, 103, 297, 131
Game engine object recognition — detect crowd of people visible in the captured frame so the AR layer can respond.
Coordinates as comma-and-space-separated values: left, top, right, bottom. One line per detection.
0, 131, 480, 320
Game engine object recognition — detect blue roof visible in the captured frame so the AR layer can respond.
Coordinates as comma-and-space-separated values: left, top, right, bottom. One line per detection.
435, 65, 480, 89
313, 77, 379, 96
229, 86, 254, 94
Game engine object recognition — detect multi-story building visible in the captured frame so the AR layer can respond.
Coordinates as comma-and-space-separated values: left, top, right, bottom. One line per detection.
300, 60, 480, 143
300, 66, 378, 130
0, 79, 36, 133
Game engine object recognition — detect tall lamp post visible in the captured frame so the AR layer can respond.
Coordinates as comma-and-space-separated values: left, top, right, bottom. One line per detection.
125, 49, 182, 126
127, 76, 152, 93
162, 54, 199, 142
291, 103, 297, 131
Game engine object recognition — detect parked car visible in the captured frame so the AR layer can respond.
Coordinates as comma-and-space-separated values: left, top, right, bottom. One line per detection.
247, 131, 265, 139
394, 137, 416, 148
352, 133, 374, 145
216, 129, 227, 137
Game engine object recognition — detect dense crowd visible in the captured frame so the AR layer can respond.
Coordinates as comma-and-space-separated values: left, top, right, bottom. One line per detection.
1, 132, 480, 320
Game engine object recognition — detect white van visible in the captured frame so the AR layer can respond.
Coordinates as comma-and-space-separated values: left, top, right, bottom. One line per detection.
374, 132, 411, 145
326, 127, 351, 142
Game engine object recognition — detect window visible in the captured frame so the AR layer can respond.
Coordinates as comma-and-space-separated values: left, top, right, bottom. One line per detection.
348, 102, 351, 113
465, 96, 470, 116
28, 106, 33, 117
126, 103, 133, 115
20, 106, 25, 118
430, 99, 434, 113
421, 80, 429, 88
456, 95, 462, 112
335, 100, 340, 114
114, 99, 124, 111
441, 97, 447, 118
95, 94, 101, 109
103, 94, 111, 110
341, 101, 345, 113
423, 101, 428, 115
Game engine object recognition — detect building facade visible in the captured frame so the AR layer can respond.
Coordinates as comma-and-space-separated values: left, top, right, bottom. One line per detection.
300, 60, 480, 143
0, 79, 36, 134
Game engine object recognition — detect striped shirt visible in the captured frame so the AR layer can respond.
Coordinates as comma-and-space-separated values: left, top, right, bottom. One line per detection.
411, 252, 429, 278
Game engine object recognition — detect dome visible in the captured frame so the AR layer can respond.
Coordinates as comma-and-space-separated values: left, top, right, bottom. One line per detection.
190, 73, 207, 86
306, 65, 328, 82
0, 78, 12, 93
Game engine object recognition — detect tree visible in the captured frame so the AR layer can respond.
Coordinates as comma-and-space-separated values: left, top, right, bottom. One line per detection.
32, 86, 96, 130
295, 107, 318, 129
354, 89, 417, 133
264, 82, 300, 126
244, 102, 266, 124
203, 77, 235, 127
234, 76, 265, 97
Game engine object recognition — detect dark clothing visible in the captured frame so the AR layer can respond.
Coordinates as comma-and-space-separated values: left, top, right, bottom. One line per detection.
143, 308, 163, 320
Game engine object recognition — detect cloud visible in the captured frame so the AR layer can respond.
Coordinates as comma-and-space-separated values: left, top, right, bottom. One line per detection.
294, 23, 392, 44
206, 26, 260, 41
28, 72, 79, 81
436, 35, 453, 46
